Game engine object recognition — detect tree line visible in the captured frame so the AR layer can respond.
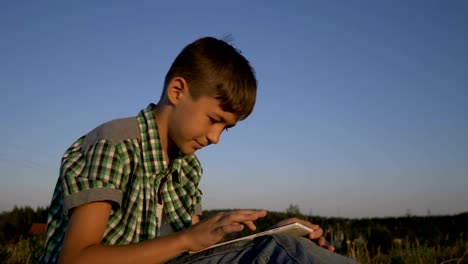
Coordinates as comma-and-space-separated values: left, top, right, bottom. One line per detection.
1, 204, 467, 257
201, 205, 468, 256
0, 206, 48, 244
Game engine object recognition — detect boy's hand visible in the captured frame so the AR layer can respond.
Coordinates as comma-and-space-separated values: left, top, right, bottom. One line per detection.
271, 218, 335, 252
182, 209, 267, 252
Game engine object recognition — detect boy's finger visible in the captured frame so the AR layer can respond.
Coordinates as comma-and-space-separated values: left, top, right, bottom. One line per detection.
308, 228, 323, 239
239, 210, 267, 218
215, 223, 244, 236
218, 211, 266, 226
231, 210, 267, 218
318, 237, 326, 246
242, 220, 257, 231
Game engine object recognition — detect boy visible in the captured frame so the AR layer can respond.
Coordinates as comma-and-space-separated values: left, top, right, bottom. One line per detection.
40, 37, 356, 263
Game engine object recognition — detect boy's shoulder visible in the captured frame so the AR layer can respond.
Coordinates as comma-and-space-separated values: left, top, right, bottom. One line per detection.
82, 116, 140, 153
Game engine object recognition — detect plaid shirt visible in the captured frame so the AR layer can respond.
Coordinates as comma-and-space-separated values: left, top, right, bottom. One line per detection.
40, 104, 203, 263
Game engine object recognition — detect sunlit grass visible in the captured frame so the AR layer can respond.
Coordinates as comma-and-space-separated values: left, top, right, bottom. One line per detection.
347, 237, 468, 264
2, 235, 467, 263
0, 236, 44, 264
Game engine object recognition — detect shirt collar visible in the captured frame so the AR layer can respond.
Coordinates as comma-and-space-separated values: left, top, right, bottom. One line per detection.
137, 103, 184, 175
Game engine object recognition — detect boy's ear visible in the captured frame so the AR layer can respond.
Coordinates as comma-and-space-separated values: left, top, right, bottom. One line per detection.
166, 77, 189, 105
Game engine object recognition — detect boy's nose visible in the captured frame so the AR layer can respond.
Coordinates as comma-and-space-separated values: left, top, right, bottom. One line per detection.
206, 129, 222, 145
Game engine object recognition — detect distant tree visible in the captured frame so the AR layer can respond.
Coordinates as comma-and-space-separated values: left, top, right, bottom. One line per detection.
286, 204, 302, 217
199, 208, 468, 253
0, 206, 48, 244
406, 208, 412, 217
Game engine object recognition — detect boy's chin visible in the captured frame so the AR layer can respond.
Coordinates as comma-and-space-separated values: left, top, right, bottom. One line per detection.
175, 140, 205, 156
178, 145, 198, 156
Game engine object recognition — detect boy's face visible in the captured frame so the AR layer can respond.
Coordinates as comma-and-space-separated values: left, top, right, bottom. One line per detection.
168, 90, 238, 155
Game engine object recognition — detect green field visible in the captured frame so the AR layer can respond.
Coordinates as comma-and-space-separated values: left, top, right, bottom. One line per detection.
1, 206, 467, 263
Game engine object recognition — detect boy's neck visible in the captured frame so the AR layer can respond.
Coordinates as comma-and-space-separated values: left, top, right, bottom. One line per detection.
152, 104, 174, 165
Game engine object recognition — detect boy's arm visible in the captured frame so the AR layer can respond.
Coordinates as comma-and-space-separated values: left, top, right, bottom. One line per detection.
192, 215, 200, 224
59, 201, 266, 264
59, 201, 190, 264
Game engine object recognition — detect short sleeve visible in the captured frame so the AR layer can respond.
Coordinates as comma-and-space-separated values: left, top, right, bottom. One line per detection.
61, 138, 125, 215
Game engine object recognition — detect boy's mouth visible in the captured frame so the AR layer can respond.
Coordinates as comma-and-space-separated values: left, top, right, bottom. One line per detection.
194, 141, 205, 150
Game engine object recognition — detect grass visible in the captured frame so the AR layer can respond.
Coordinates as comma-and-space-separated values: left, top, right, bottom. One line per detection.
0, 236, 44, 264
347, 238, 468, 264
1, 235, 467, 263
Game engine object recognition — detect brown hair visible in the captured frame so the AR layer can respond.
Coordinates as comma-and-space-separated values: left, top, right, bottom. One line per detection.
163, 37, 257, 120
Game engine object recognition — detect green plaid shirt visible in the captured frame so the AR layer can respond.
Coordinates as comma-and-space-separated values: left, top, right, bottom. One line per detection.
40, 104, 203, 263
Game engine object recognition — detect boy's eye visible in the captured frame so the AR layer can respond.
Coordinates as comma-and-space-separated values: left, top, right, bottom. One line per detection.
208, 116, 233, 132
208, 116, 218, 123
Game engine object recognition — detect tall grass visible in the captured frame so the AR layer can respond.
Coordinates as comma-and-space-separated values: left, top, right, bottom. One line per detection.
2, 235, 467, 263
347, 237, 468, 264
0, 236, 44, 264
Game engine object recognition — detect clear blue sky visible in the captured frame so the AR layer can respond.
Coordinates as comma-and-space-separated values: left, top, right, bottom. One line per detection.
1, 1, 467, 218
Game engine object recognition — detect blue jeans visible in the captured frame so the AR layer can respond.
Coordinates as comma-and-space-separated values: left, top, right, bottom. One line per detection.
167, 234, 358, 263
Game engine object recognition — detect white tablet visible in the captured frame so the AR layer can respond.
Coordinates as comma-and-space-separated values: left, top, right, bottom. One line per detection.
190, 222, 313, 254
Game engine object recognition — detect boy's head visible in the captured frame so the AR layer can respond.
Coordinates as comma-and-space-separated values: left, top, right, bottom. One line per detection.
159, 37, 257, 155
162, 37, 257, 121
